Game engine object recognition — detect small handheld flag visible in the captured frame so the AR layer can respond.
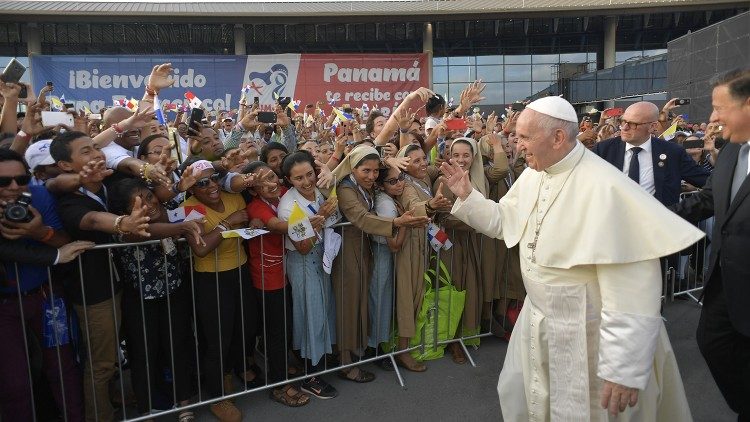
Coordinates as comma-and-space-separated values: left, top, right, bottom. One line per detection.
154, 95, 167, 125
185, 91, 202, 109
287, 201, 315, 242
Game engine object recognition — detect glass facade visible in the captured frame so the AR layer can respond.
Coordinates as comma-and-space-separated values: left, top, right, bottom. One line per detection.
433, 52, 598, 105
434, 48, 669, 106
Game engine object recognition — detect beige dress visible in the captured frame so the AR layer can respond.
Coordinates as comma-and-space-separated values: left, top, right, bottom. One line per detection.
395, 167, 438, 338
331, 180, 394, 353
452, 142, 702, 421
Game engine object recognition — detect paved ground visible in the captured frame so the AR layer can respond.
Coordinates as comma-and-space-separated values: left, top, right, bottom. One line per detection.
170, 300, 733, 421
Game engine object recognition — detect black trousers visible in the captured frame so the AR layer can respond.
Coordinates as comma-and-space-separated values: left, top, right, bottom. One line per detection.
194, 268, 257, 398
254, 286, 292, 384
697, 271, 750, 420
122, 283, 194, 413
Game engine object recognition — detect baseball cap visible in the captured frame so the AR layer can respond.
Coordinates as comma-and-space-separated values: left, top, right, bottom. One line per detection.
24, 139, 56, 170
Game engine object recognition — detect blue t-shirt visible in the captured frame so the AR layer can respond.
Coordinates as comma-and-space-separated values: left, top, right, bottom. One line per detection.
2, 185, 63, 294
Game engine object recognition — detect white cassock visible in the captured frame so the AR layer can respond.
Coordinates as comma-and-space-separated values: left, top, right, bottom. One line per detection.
452, 141, 703, 422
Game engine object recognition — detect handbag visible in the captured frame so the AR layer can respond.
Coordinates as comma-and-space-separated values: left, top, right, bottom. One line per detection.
410, 258, 466, 361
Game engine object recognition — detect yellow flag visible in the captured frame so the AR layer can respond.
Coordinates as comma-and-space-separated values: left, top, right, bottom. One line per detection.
660, 122, 678, 139
331, 107, 352, 122
288, 201, 314, 242
83, 106, 92, 115
50, 96, 63, 110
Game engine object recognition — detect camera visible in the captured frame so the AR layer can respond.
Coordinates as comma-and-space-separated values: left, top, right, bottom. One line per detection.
4, 192, 33, 223
675, 98, 691, 106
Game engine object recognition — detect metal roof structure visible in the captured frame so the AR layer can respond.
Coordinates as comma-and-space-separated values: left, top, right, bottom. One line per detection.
0, 0, 745, 20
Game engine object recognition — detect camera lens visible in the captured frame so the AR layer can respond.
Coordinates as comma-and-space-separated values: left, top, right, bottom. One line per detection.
4, 203, 29, 223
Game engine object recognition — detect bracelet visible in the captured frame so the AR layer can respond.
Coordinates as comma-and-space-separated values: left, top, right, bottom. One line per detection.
171, 182, 183, 195
220, 219, 232, 229
139, 163, 152, 182
145, 86, 156, 96
112, 123, 124, 134
40, 226, 54, 242
399, 128, 409, 134
114, 215, 130, 235
331, 155, 341, 163
216, 223, 229, 232
16, 130, 30, 141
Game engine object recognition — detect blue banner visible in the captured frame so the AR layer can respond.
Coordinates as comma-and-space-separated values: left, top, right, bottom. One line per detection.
30, 55, 248, 113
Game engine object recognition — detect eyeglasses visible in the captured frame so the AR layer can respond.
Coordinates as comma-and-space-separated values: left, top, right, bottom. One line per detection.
0, 175, 31, 187
619, 120, 654, 129
194, 173, 221, 188
383, 172, 406, 186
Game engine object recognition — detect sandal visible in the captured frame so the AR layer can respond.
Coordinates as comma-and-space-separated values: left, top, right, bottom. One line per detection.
449, 343, 467, 365
270, 385, 310, 407
236, 365, 265, 388
178, 410, 195, 422
396, 354, 427, 372
337, 367, 376, 383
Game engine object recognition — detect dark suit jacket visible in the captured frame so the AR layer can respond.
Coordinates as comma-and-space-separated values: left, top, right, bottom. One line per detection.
671, 142, 750, 336
592, 136, 710, 206
0, 236, 58, 288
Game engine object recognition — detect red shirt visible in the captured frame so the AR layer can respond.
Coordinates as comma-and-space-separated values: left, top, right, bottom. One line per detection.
245, 188, 287, 290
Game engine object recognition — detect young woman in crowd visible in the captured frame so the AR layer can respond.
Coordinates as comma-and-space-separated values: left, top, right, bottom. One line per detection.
260, 142, 289, 178
243, 160, 310, 407
370, 164, 410, 362
108, 176, 203, 421
277, 151, 339, 400
182, 160, 258, 422
394, 144, 452, 371
433, 134, 509, 362
329, 145, 429, 382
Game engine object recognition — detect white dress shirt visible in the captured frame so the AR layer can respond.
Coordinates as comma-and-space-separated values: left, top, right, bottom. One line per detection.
623, 139, 655, 195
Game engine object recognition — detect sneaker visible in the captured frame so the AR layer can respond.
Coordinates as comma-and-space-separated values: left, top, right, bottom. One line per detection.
209, 400, 241, 422
300, 376, 338, 399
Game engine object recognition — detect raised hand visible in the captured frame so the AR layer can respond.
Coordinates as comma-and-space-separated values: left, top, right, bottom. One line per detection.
316, 160, 335, 188
486, 112, 498, 134
384, 156, 410, 171
429, 181, 453, 210
121, 196, 150, 237
179, 219, 205, 247
176, 163, 199, 192
439, 160, 473, 201
157, 142, 177, 175
407, 87, 436, 104
393, 209, 430, 228
396, 107, 415, 130
459, 80, 486, 110
120, 106, 157, 131
220, 148, 244, 172
146, 63, 175, 93
21, 102, 54, 137
79, 159, 114, 184
254, 167, 278, 189
0, 82, 21, 100
318, 196, 338, 219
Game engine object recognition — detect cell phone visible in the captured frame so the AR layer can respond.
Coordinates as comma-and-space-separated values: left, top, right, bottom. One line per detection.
257, 111, 277, 124
88, 113, 102, 120
604, 108, 624, 118
375, 145, 386, 159
188, 108, 205, 132
46, 81, 53, 87
64, 103, 74, 110
511, 102, 525, 112
253, 96, 259, 106
445, 118, 468, 131
675, 98, 691, 106
682, 139, 704, 149
18, 83, 27, 100
0, 58, 26, 83
277, 97, 291, 107
41, 111, 74, 127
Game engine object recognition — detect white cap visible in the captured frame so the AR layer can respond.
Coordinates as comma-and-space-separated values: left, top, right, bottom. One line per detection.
25, 139, 55, 170
526, 96, 578, 123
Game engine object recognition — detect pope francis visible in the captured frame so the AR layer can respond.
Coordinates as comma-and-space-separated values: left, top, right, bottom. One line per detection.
440, 96, 703, 421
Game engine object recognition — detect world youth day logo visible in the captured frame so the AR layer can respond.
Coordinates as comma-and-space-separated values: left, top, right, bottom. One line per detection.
247, 64, 289, 100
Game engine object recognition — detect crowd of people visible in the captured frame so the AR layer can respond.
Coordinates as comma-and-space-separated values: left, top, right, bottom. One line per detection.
0, 60, 741, 422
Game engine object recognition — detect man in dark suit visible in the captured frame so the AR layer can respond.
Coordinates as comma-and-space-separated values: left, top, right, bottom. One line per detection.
671, 68, 750, 421
592, 101, 710, 206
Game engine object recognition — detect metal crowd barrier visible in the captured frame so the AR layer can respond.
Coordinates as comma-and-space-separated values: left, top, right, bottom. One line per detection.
4, 219, 520, 421
662, 190, 710, 305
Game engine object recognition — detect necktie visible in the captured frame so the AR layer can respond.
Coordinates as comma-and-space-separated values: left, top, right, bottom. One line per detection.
730, 143, 750, 203
628, 146, 642, 185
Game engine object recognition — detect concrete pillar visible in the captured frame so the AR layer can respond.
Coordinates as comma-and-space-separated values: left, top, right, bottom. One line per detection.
25, 23, 42, 83
423, 23, 433, 89
603, 16, 617, 108
234, 24, 246, 55
603, 16, 617, 69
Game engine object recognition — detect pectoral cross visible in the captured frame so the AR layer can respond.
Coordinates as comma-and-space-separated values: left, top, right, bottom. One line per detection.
527, 230, 540, 263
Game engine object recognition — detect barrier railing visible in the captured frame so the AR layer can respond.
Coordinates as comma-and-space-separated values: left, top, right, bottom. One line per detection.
3, 217, 523, 421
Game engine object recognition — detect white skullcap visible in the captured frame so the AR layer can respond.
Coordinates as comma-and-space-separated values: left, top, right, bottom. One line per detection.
526, 96, 578, 123
191, 160, 215, 174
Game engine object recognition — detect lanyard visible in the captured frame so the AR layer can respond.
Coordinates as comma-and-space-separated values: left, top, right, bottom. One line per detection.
349, 175, 374, 211
79, 185, 108, 211
403, 174, 432, 199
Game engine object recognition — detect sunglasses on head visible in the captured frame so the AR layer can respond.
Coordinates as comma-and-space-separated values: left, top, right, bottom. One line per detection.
383, 172, 405, 186
194, 173, 221, 188
0, 175, 31, 187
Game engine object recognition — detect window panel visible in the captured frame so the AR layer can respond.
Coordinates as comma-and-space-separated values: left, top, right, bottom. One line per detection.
504, 82, 532, 103
504, 55, 531, 64
482, 83, 504, 105
433, 66, 448, 84
532, 54, 559, 64
505, 65, 531, 82
448, 66, 475, 83
531, 64, 556, 81
477, 65, 503, 82
448, 56, 476, 66
476, 55, 502, 65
